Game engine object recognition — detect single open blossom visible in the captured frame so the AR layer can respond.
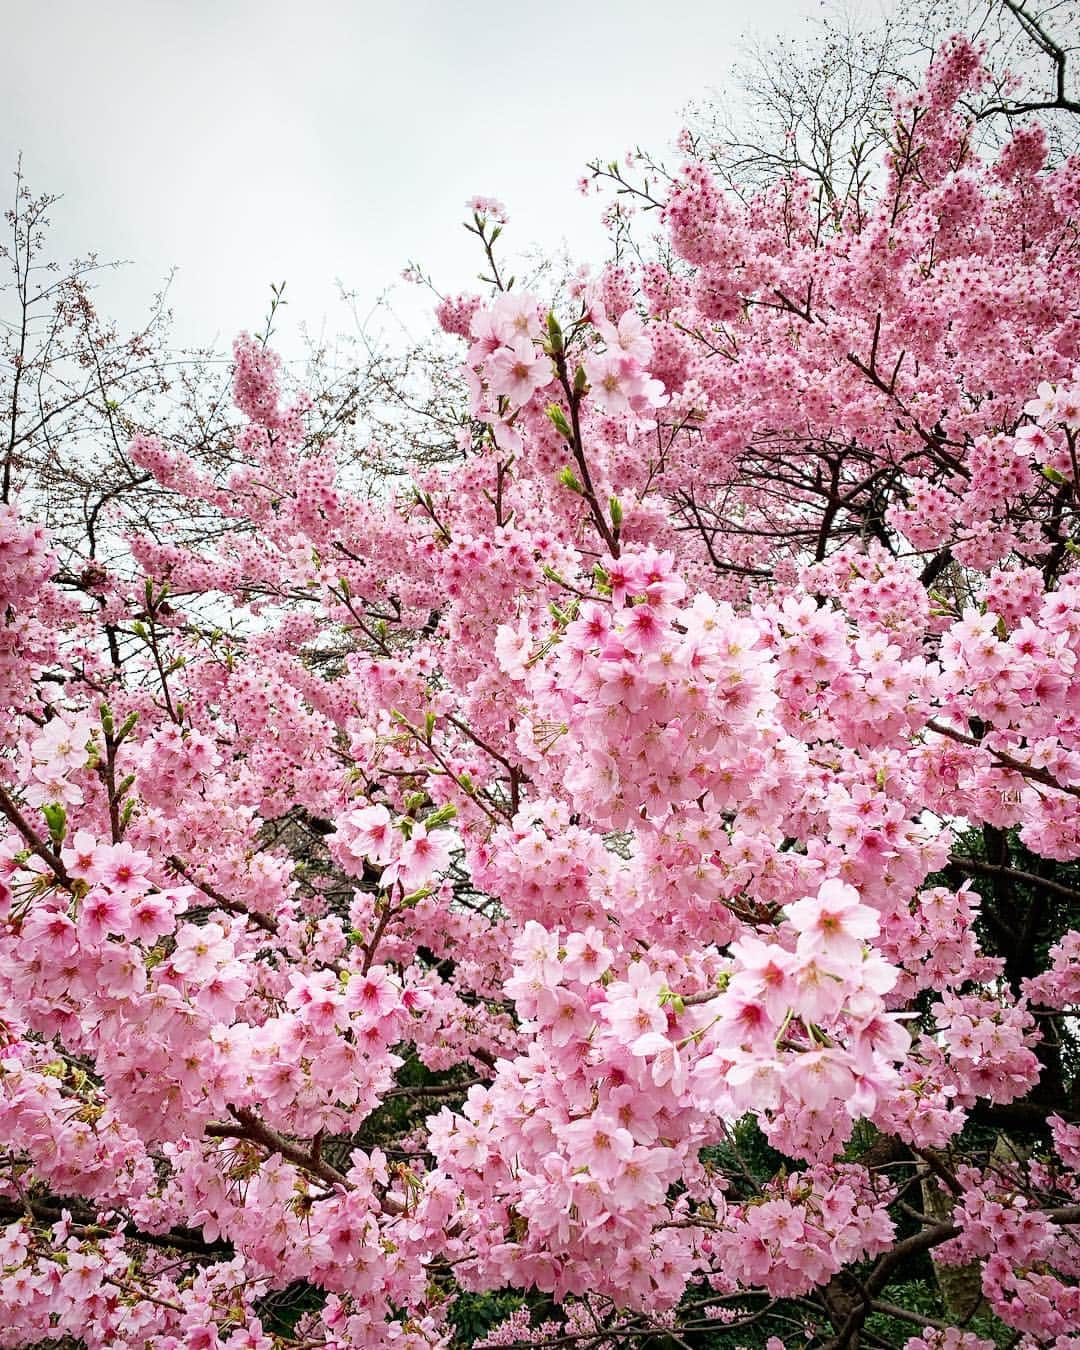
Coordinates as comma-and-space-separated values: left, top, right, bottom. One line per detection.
494, 619, 531, 679
562, 926, 613, 981
61, 829, 104, 881
595, 311, 652, 364
96, 942, 148, 997
170, 921, 232, 981
629, 1030, 688, 1090
24, 763, 84, 807
786, 879, 880, 963
334, 803, 395, 868
620, 601, 670, 653
381, 823, 450, 891
603, 961, 669, 1041
784, 1047, 857, 1109
1023, 380, 1058, 423
344, 966, 400, 1019
729, 935, 798, 1020
584, 351, 666, 417
489, 289, 542, 344
558, 1112, 635, 1179
95, 841, 153, 900
486, 338, 551, 407
78, 888, 131, 944
30, 716, 96, 773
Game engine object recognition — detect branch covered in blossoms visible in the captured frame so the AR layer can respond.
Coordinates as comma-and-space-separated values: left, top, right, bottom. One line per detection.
1, 26, 1080, 1350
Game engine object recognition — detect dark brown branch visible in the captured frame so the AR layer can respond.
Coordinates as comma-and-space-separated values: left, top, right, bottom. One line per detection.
948, 854, 1080, 906
978, 1, 1080, 119
166, 856, 279, 934
927, 720, 1080, 799
0, 1195, 232, 1258
205, 1107, 348, 1189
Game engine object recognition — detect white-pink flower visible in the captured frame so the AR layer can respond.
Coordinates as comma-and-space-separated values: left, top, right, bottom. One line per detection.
332, 804, 395, 874
382, 824, 450, 891
171, 921, 232, 981
786, 879, 879, 964
595, 311, 652, 365
486, 339, 551, 407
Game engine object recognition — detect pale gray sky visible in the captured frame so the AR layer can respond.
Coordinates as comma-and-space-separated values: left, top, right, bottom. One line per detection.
5, 0, 835, 352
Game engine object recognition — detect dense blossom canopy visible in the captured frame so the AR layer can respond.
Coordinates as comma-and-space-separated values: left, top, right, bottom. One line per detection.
1, 32, 1079, 1350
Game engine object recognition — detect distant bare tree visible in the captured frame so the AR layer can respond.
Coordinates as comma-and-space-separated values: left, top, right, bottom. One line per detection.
0, 163, 476, 584
681, 0, 1079, 204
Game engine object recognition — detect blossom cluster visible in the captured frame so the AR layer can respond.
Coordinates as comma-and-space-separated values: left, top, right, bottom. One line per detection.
0, 30, 1078, 1349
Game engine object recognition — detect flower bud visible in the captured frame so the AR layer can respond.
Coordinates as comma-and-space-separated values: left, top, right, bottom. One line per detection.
557, 466, 584, 495
545, 403, 573, 441
42, 802, 67, 847
423, 802, 458, 829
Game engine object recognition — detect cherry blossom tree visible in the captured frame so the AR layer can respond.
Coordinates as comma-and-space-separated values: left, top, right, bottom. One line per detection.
1, 27, 1079, 1350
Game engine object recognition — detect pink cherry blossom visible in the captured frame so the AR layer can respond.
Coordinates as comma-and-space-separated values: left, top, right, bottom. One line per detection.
486, 338, 551, 407
0, 29, 1077, 1346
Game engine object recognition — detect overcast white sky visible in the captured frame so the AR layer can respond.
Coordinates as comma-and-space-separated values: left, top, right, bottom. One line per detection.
5, 0, 850, 354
